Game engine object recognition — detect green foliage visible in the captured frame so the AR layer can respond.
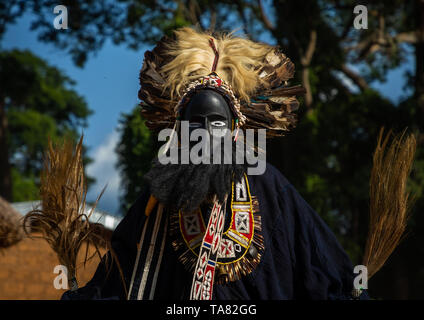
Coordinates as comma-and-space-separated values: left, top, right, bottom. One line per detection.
0, 49, 91, 124
80, 0, 422, 298
0, 49, 93, 201
0, 1, 27, 40
116, 107, 158, 212
11, 168, 39, 202
286, 89, 410, 261
2, 0, 424, 299
8, 109, 58, 173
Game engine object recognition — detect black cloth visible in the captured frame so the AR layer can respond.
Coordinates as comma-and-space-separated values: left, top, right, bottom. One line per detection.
62, 163, 367, 300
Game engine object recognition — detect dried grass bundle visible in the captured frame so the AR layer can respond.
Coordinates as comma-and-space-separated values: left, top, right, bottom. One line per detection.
0, 196, 24, 249
24, 136, 106, 290
363, 128, 417, 279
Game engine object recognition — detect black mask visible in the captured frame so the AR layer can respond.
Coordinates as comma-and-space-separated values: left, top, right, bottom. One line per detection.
144, 89, 246, 213
182, 89, 233, 137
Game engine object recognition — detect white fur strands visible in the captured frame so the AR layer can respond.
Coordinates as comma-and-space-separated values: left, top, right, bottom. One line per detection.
161, 27, 275, 103
138, 26, 306, 136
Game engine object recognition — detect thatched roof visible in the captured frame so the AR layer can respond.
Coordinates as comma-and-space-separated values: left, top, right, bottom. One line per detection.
0, 196, 24, 248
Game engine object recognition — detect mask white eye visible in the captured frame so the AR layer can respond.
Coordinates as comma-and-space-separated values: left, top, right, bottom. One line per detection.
211, 120, 226, 127
189, 122, 202, 128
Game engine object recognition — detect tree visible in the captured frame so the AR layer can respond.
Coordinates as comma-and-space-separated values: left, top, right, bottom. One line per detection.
0, 1, 27, 41
116, 107, 158, 212
0, 49, 92, 202
2, 0, 424, 298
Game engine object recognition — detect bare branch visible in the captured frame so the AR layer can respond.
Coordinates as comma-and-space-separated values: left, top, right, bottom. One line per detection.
301, 30, 317, 67
300, 30, 317, 108
330, 73, 354, 96
302, 67, 313, 108
193, 0, 205, 30
339, 64, 369, 91
209, 5, 216, 32
340, 15, 355, 41
396, 32, 419, 44
342, 6, 416, 60
257, 0, 275, 31
378, 13, 385, 44
154, 0, 175, 14
235, 0, 249, 36
182, 0, 205, 30
344, 31, 418, 59
188, 0, 199, 27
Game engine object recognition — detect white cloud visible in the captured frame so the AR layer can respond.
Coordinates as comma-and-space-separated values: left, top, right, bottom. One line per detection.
86, 130, 122, 216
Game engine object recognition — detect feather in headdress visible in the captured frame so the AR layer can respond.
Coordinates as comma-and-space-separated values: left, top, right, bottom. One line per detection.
138, 27, 305, 136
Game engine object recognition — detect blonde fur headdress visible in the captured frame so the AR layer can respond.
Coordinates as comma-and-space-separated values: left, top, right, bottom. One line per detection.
139, 27, 305, 136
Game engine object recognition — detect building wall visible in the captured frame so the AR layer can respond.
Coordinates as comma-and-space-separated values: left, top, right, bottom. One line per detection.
0, 233, 106, 300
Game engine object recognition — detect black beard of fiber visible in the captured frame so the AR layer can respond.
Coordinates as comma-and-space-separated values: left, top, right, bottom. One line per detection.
144, 157, 246, 214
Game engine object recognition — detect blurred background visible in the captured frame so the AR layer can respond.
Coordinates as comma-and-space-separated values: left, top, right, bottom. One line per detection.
0, 0, 423, 299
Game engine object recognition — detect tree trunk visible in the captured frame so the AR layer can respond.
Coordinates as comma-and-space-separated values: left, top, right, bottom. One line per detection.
0, 99, 12, 201
415, 0, 424, 129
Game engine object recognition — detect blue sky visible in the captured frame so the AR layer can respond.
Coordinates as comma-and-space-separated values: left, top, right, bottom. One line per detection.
2, 11, 414, 216
3, 12, 153, 215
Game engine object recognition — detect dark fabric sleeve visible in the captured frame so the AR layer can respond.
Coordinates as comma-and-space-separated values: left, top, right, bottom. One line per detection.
61, 187, 151, 300
276, 183, 368, 300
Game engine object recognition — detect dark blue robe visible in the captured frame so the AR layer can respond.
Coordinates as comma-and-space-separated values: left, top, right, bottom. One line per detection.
63, 163, 367, 300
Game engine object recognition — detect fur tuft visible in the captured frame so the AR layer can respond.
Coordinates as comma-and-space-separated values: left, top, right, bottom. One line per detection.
161, 27, 276, 102
138, 26, 305, 136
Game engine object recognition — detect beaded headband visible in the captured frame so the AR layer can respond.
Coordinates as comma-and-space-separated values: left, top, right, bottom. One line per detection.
174, 38, 246, 130
174, 73, 247, 129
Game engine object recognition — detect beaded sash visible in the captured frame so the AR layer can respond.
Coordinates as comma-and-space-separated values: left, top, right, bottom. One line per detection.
171, 174, 264, 290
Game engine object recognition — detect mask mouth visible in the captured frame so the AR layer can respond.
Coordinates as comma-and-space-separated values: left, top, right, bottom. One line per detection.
177, 122, 234, 165
209, 127, 231, 138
